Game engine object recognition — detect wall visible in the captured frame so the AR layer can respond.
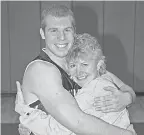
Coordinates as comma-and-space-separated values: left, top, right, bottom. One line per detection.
72, 1, 144, 92
1, 1, 144, 93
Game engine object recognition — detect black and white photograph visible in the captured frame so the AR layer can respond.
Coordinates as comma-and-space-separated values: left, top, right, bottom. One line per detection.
1, 1, 144, 135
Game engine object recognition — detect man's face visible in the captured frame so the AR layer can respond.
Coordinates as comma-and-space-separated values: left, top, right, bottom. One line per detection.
67, 53, 98, 86
43, 15, 75, 58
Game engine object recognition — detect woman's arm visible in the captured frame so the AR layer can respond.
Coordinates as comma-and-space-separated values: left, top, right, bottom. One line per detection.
94, 71, 136, 112
106, 71, 136, 105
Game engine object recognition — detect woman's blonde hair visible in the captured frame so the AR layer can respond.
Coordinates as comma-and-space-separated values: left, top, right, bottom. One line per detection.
67, 33, 106, 76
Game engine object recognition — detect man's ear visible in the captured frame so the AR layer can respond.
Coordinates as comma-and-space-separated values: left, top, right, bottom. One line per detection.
40, 28, 45, 39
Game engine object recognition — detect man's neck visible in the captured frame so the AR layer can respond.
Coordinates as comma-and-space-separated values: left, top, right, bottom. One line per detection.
43, 48, 67, 70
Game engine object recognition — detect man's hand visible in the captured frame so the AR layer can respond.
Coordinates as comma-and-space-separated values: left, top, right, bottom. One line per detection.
93, 86, 132, 113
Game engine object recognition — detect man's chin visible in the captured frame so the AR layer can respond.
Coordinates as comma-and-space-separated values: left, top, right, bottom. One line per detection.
56, 52, 68, 58
54, 47, 71, 58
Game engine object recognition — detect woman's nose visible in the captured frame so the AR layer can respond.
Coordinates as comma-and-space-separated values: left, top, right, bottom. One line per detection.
76, 66, 84, 76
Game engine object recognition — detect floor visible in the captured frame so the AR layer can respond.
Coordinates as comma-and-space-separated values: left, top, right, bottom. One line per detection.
1, 95, 144, 135
1, 123, 144, 135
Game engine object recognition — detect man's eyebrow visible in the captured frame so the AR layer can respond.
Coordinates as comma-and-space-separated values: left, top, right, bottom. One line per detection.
65, 27, 74, 30
66, 27, 73, 29
47, 28, 58, 31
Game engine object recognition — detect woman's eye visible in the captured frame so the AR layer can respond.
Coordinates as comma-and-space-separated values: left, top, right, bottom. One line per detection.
51, 29, 57, 32
82, 63, 88, 66
70, 64, 76, 68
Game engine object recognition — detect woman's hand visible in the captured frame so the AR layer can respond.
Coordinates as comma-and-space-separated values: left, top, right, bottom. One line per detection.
15, 81, 33, 115
93, 86, 132, 113
18, 124, 31, 135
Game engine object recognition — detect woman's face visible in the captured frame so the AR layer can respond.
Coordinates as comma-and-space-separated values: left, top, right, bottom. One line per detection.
67, 52, 98, 86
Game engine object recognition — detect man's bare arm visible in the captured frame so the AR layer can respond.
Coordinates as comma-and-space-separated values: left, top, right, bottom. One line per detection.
22, 61, 133, 135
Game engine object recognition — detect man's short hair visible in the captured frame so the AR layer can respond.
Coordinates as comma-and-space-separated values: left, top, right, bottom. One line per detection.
41, 4, 76, 32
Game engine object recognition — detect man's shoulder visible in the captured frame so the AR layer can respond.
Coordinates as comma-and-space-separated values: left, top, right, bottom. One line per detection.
23, 60, 62, 87
23, 60, 63, 94
25, 60, 60, 75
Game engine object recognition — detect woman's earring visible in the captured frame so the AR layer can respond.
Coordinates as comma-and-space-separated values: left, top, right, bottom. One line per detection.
97, 60, 104, 76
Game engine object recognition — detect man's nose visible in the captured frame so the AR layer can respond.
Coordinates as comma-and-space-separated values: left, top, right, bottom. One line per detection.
58, 31, 65, 40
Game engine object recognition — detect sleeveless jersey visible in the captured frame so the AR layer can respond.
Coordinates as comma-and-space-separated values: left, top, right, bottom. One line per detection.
29, 50, 81, 112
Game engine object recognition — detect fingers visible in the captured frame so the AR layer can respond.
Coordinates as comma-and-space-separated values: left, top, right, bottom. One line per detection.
103, 86, 118, 93
94, 100, 115, 110
94, 103, 118, 113
94, 99, 114, 107
15, 81, 33, 115
18, 124, 31, 135
96, 107, 116, 113
15, 81, 24, 104
16, 81, 22, 92
93, 88, 127, 112
93, 94, 119, 112
94, 94, 115, 102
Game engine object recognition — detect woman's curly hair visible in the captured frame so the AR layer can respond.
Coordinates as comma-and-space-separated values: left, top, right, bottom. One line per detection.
67, 33, 107, 76
72, 33, 102, 51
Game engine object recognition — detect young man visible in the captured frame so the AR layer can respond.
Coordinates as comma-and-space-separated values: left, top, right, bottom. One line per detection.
15, 5, 136, 135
